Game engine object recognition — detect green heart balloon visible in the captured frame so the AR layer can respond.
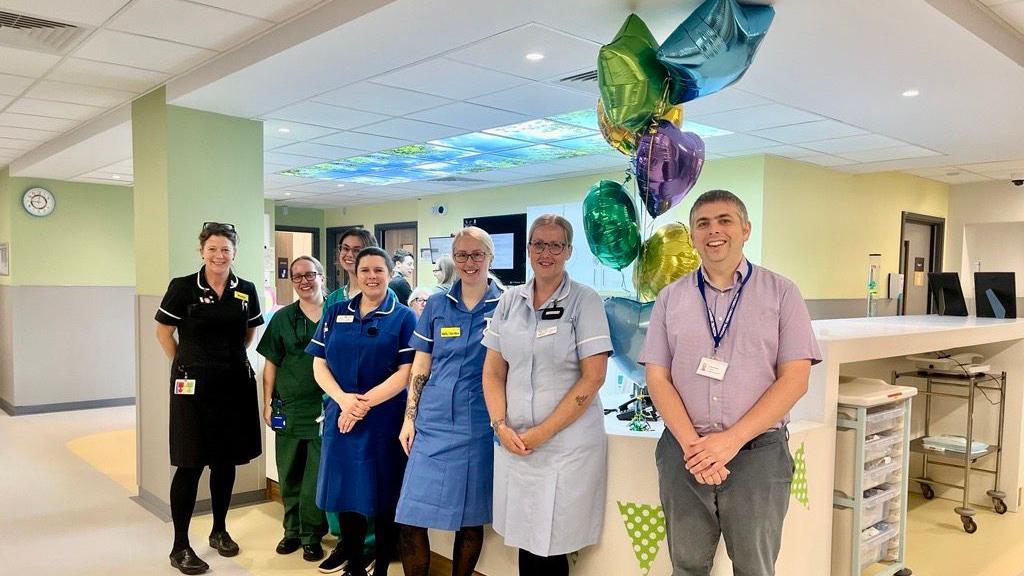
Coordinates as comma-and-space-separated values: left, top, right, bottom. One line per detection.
634, 222, 701, 301
598, 14, 668, 132
583, 180, 641, 270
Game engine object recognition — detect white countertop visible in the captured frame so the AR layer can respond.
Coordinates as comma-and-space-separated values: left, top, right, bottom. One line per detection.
603, 414, 823, 439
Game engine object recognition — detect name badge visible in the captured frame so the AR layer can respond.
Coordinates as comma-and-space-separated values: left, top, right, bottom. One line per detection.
337, 315, 354, 323
174, 379, 196, 395
440, 326, 461, 338
696, 357, 728, 381
536, 325, 558, 338
541, 307, 564, 320
233, 291, 249, 302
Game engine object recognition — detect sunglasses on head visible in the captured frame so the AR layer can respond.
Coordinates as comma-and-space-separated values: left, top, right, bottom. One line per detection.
203, 221, 236, 232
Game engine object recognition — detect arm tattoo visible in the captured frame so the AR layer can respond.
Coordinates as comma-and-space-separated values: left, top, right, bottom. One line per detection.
575, 394, 589, 407
405, 373, 428, 420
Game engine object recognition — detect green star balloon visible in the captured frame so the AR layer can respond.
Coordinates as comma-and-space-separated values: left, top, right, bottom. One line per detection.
583, 180, 641, 270
598, 14, 668, 132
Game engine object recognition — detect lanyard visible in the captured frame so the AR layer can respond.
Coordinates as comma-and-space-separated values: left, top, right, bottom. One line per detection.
696, 261, 753, 352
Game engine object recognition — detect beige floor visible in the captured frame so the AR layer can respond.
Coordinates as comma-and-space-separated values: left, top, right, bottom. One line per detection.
5, 405, 1024, 575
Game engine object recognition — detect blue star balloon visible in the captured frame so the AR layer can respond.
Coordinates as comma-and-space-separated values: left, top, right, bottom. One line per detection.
605, 297, 654, 384
656, 0, 775, 104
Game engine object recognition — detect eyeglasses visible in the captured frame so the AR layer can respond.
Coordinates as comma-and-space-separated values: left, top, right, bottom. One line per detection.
203, 221, 236, 231
528, 240, 567, 255
453, 251, 490, 263
338, 243, 363, 254
290, 272, 320, 283
411, 297, 428, 304
432, 268, 441, 273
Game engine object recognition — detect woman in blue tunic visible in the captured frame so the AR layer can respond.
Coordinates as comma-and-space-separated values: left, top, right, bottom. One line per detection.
396, 227, 502, 576
306, 247, 416, 576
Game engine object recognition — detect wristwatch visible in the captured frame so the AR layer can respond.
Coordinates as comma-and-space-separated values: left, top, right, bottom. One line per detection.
490, 418, 506, 430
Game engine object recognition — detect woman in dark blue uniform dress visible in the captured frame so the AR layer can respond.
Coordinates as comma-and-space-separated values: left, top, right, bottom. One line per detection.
306, 246, 416, 576
155, 222, 264, 575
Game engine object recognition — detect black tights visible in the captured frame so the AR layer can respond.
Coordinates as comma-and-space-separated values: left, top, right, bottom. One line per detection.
340, 511, 399, 576
170, 465, 236, 551
399, 524, 484, 576
518, 548, 568, 576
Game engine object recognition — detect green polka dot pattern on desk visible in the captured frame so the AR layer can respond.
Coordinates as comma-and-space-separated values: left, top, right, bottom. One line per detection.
617, 500, 666, 576
791, 441, 809, 508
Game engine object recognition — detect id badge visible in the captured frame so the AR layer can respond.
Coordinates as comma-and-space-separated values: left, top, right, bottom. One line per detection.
536, 325, 558, 338
696, 357, 728, 380
337, 315, 354, 323
440, 326, 461, 338
174, 378, 196, 395
271, 414, 287, 430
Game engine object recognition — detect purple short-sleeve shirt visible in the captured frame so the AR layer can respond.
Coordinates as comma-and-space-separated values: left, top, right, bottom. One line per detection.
638, 259, 821, 434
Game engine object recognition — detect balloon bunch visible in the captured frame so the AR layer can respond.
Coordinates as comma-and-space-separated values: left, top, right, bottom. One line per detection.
583, 0, 775, 383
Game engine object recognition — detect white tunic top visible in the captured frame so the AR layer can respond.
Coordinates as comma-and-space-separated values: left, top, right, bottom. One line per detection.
482, 273, 613, 556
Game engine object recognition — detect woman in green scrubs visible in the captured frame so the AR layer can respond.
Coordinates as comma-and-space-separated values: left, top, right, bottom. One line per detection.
257, 256, 329, 562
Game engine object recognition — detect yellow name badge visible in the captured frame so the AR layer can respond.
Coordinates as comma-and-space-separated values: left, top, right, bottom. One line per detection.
234, 291, 249, 302
440, 326, 461, 338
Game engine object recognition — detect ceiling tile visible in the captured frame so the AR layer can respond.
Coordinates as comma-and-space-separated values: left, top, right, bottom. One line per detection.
0, 46, 60, 77
25, 80, 136, 107
690, 104, 823, 132
264, 173, 323, 189
74, 30, 217, 74
468, 83, 595, 117
264, 102, 388, 130
352, 118, 464, 141
750, 120, 867, 144
0, 95, 12, 108
0, 137, 38, 151
0, 0, 132, 26
109, 0, 271, 51
313, 82, 452, 116
838, 145, 941, 163
311, 132, 413, 152
680, 88, 771, 117
447, 23, 600, 81
263, 135, 293, 150
7, 98, 106, 121
755, 145, 820, 159
0, 73, 35, 96
801, 134, 907, 154
958, 159, 1024, 174
904, 165, 963, 177
408, 102, 532, 131
0, 126, 57, 142
264, 162, 291, 174
798, 154, 858, 167
287, 180, 356, 193
48, 58, 170, 91
703, 133, 781, 154
273, 142, 364, 160
0, 113, 80, 132
264, 151, 326, 169
262, 119, 338, 141
927, 172, 993, 184
266, 190, 316, 200
373, 57, 529, 100
190, 0, 321, 22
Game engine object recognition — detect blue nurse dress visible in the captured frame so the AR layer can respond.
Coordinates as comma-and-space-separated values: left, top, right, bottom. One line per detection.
306, 290, 416, 517
395, 279, 503, 530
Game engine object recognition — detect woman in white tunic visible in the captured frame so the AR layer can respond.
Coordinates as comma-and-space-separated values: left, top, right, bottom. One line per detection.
481, 214, 612, 576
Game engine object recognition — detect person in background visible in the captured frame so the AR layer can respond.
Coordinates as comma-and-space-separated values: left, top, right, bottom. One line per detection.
481, 215, 612, 576
155, 222, 263, 575
396, 226, 503, 576
432, 255, 456, 292
327, 228, 377, 308
388, 249, 415, 305
307, 247, 417, 576
407, 286, 432, 318
256, 256, 329, 562
639, 189, 821, 576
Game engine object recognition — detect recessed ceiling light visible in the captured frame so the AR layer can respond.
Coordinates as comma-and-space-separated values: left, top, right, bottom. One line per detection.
525, 52, 545, 61
278, 127, 291, 134
902, 89, 920, 97
112, 174, 121, 179
284, 192, 292, 196
946, 171, 961, 177
336, 183, 344, 187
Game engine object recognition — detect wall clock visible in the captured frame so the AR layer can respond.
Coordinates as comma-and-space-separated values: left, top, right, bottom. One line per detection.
22, 187, 55, 217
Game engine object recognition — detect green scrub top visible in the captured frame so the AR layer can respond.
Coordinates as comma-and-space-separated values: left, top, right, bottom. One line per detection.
324, 285, 349, 309
256, 301, 323, 439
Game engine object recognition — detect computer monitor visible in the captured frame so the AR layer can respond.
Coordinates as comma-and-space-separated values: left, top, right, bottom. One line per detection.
927, 272, 968, 316
427, 236, 453, 264
974, 272, 1016, 319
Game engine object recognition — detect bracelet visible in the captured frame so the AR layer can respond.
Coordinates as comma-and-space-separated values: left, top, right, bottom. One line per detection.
490, 418, 506, 430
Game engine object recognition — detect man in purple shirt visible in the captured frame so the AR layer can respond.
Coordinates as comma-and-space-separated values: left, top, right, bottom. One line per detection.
639, 189, 821, 576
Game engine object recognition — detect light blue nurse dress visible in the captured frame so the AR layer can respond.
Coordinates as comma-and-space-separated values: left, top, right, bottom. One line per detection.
395, 279, 502, 530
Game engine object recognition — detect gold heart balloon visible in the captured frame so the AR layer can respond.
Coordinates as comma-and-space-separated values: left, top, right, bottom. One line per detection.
633, 222, 701, 302
597, 99, 638, 155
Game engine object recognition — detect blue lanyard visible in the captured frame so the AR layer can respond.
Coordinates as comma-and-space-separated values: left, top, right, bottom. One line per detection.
696, 261, 753, 352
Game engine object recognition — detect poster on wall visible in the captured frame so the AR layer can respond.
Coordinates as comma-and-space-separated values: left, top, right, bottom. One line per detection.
0, 243, 8, 276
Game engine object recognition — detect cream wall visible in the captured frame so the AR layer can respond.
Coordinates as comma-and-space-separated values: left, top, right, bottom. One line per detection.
947, 180, 1024, 281
762, 156, 949, 300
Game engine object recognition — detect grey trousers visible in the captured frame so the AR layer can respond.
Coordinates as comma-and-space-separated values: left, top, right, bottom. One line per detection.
655, 428, 793, 576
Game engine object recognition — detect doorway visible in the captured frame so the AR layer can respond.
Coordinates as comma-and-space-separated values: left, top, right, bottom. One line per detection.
375, 221, 418, 289
274, 226, 320, 307
325, 225, 365, 294
899, 212, 945, 315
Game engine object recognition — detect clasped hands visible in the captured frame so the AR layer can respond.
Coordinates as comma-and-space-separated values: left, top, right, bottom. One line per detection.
683, 431, 743, 486
495, 423, 552, 456
337, 392, 371, 433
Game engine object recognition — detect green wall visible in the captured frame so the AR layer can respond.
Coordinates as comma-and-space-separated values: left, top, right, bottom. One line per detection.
0, 167, 134, 287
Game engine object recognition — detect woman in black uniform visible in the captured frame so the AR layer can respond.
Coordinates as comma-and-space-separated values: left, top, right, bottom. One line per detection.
155, 222, 264, 575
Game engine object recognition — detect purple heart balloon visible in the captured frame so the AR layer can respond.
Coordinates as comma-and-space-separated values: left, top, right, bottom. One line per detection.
634, 120, 705, 218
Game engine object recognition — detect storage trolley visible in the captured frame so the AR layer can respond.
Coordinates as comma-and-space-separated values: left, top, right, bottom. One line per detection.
891, 369, 1007, 533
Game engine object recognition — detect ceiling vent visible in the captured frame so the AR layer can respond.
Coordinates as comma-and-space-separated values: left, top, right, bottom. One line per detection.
0, 10, 88, 54
429, 176, 488, 184
560, 69, 599, 92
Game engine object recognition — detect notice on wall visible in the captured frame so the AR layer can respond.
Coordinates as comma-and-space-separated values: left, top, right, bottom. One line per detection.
277, 257, 289, 279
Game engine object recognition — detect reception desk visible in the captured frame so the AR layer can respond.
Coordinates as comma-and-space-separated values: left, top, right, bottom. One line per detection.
429, 316, 1024, 575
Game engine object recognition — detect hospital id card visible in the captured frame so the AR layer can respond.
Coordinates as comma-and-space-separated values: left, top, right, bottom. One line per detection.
536, 325, 558, 338
440, 326, 461, 338
174, 379, 196, 395
696, 357, 728, 381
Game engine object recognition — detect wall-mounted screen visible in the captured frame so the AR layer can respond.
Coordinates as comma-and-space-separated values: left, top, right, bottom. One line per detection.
463, 213, 527, 285
428, 236, 453, 264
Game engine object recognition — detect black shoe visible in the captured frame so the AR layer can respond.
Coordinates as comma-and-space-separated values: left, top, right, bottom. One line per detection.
318, 546, 348, 573
303, 543, 325, 562
169, 547, 209, 575
208, 530, 240, 557
276, 536, 301, 555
